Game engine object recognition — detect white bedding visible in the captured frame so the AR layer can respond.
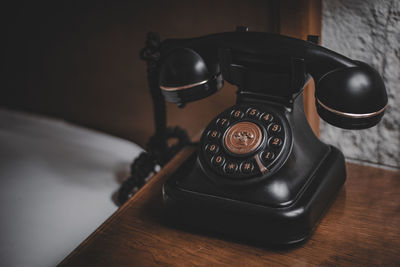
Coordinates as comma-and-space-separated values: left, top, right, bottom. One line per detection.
0, 109, 143, 267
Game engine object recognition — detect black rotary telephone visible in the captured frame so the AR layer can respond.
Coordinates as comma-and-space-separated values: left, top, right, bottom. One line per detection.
125, 28, 388, 245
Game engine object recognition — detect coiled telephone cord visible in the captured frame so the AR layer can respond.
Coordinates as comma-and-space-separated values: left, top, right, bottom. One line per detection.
117, 32, 190, 205
117, 126, 190, 205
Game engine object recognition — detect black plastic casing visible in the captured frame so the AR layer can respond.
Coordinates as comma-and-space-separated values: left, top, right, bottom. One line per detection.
159, 31, 387, 129
162, 93, 346, 245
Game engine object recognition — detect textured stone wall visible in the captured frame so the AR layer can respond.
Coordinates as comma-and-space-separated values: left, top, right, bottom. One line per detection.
321, 0, 400, 169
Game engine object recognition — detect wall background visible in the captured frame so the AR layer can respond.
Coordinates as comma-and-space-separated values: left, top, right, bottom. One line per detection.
321, 0, 400, 169
0, 1, 275, 148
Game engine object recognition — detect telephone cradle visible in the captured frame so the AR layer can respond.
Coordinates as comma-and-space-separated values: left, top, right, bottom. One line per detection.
141, 28, 387, 245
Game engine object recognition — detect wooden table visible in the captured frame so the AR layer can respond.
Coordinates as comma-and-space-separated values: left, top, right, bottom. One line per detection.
60, 146, 400, 266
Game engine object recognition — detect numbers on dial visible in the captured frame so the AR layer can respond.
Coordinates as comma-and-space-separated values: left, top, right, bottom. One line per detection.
202, 104, 288, 180
205, 143, 219, 154
269, 137, 283, 148
231, 110, 244, 120
208, 129, 221, 140
262, 151, 275, 163
246, 108, 260, 118
261, 113, 273, 123
268, 123, 281, 134
212, 155, 225, 167
217, 118, 230, 129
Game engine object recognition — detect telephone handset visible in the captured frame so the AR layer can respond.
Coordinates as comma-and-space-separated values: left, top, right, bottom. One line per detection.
157, 28, 388, 245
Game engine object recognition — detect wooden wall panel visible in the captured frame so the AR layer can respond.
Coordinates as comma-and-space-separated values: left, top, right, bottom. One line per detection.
1, 1, 274, 147
1, 0, 322, 146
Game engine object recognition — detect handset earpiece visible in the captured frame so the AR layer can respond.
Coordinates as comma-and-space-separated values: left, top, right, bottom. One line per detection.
159, 47, 223, 105
314, 61, 388, 129
157, 31, 388, 129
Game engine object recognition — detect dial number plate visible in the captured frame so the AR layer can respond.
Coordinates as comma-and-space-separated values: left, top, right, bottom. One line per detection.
224, 121, 262, 155
200, 104, 291, 181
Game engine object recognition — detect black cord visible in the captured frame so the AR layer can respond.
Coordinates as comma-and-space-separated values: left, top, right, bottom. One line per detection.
117, 33, 190, 205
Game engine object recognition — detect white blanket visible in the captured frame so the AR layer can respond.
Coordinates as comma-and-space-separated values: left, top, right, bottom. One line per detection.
0, 109, 143, 267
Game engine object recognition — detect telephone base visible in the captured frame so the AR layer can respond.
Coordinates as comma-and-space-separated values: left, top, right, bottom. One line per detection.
162, 145, 346, 246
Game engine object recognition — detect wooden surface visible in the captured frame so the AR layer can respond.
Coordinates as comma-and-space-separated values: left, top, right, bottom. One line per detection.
61, 146, 400, 266
277, 0, 322, 136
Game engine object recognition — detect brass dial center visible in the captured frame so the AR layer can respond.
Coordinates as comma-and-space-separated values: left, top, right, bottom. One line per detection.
224, 121, 262, 155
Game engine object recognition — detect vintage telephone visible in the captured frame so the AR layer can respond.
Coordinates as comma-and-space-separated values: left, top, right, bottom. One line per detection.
123, 28, 388, 245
